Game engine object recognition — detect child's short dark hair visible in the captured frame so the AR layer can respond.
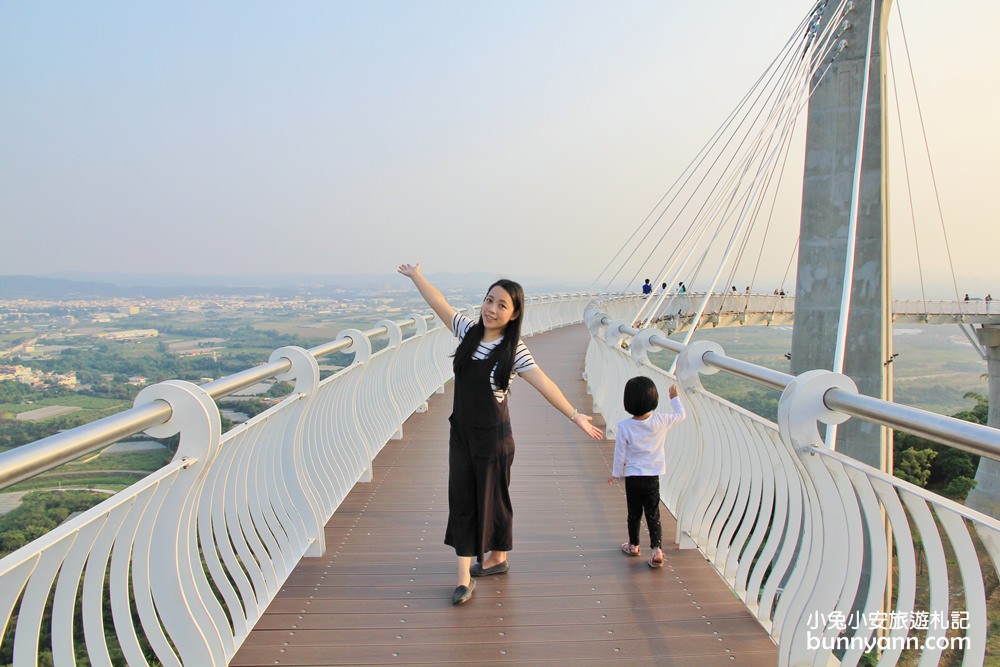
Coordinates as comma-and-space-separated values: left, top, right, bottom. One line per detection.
623, 376, 658, 416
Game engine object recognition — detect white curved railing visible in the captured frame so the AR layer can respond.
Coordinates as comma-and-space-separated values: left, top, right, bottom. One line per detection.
0, 293, 609, 666
609, 292, 1000, 330
584, 300, 1000, 667
2, 289, 996, 665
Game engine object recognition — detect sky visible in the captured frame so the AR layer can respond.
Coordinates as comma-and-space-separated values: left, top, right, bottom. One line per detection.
1, 1, 997, 297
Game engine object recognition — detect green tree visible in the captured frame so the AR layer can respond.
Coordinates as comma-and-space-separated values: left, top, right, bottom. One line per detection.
892, 393, 985, 498
0, 380, 31, 404
894, 448, 936, 486
0, 491, 109, 557
944, 476, 977, 499
0, 530, 26, 553
266, 381, 295, 398
954, 391, 989, 424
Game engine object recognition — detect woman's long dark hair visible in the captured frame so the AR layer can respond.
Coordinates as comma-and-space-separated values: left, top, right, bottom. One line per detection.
453, 279, 525, 391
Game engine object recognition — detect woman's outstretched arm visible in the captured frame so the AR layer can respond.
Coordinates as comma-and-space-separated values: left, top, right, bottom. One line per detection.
397, 262, 456, 326
520, 367, 603, 439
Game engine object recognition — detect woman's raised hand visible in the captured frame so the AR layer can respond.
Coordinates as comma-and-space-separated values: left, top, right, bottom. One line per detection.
398, 263, 421, 278
397, 262, 455, 324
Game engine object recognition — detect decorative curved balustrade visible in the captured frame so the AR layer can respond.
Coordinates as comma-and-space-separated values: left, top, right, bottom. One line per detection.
0, 293, 608, 666
2, 289, 997, 666
892, 298, 998, 325
584, 300, 1000, 667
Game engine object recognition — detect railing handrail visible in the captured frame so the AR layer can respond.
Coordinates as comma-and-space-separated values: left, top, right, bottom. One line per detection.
587, 299, 999, 666
0, 290, 613, 666
4, 297, 994, 495
602, 317, 1000, 460
0, 293, 617, 490
0, 316, 441, 489
0, 289, 993, 666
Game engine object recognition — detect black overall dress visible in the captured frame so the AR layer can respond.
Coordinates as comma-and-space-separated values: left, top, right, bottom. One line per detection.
444, 353, 516, 558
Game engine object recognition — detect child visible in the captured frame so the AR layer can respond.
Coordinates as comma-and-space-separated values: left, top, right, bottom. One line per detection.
398, 262, 603, 605
608, 376, 686, 568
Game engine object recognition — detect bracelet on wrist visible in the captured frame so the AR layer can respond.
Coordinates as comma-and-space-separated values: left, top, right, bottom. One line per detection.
568, 409, 578, 421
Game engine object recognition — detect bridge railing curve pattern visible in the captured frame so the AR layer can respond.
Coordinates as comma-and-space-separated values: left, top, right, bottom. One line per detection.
0, 293, 606, 666
584, 298, 1000, 667
2, 291, 999, 666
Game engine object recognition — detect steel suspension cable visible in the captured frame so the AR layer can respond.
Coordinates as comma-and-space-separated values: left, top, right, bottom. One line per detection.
639, 0, 848, 304
895, 1, 962, 305
596, 89, 760, 292
676, 65, 818, 347
603, 4, 821, 295
637, 24, 818, 307
729, 106, 804, 301
646, 8, 849, 329
886, 34, 929, 310
769, 237, 800, 320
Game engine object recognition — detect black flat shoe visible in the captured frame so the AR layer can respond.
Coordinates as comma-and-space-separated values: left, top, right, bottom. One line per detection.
470, 560, 510, 577
452, 579, 476, 605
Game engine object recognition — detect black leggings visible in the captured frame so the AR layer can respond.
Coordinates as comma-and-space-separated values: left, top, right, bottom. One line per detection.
625, 475, 662, 549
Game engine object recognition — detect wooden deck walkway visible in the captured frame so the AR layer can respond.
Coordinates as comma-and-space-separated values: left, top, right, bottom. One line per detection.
232, 325, 778, 666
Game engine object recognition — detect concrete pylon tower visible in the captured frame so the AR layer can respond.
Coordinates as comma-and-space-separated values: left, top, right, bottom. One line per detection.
965, 327, 1000, 515
791, 0, 894, 469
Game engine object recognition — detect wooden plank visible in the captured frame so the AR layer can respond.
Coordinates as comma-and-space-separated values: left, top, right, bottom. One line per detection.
232, 325, 777, 666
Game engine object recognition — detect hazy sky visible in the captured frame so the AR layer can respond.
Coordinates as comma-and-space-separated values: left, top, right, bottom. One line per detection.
1, 1, 997, 296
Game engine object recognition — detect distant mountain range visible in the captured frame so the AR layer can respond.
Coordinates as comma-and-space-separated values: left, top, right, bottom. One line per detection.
0, 275, 132, 299
0, 272, 594, 299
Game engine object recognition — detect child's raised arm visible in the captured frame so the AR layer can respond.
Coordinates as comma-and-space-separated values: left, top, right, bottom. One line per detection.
398, 263, 457, 326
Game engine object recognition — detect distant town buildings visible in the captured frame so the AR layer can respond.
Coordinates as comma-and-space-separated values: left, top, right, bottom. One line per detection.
0, 365, 77, 388
0, 290, 424, 398
97, 329, 159, 341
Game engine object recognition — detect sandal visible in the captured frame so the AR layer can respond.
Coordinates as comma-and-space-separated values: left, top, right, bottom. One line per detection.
621, 542, 640, 557
648, 547, 665, 568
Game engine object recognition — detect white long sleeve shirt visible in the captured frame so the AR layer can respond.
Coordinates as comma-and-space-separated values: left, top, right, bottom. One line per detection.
612, 397, 686, 477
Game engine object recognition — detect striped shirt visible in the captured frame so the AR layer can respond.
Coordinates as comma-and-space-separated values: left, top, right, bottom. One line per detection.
452, 313, 537, 402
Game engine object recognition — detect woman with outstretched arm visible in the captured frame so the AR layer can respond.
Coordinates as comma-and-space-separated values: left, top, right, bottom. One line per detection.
398, 262, 603, 605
